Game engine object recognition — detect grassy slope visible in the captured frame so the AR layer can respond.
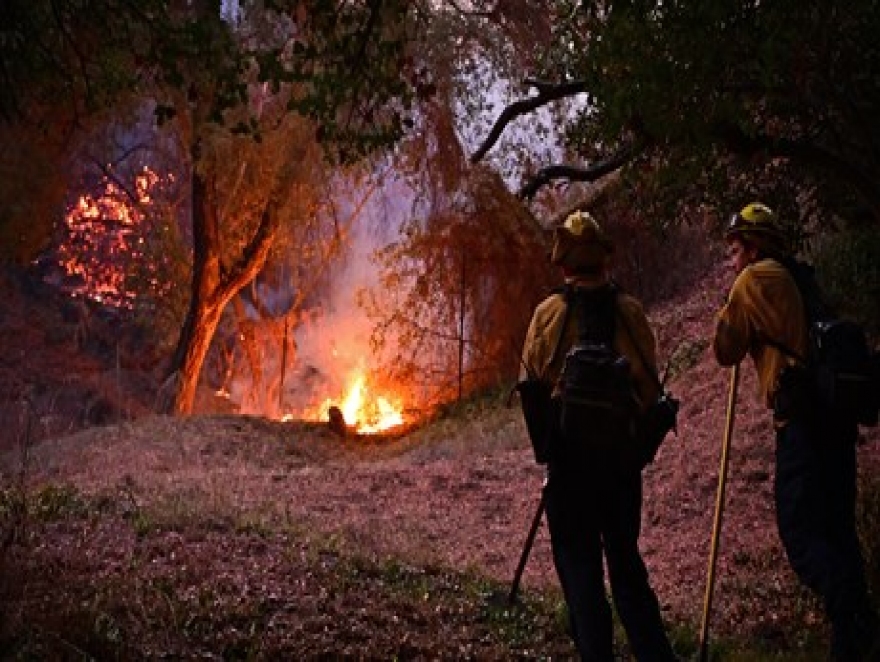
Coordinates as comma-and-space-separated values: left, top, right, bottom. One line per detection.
1, 263, 879, 660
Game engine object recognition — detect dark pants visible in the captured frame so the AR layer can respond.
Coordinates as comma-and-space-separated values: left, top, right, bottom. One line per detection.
546, 463, 676, 661
775, 415, 879, 660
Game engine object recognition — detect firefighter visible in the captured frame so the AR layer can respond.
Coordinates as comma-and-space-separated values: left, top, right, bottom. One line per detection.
520, 211, 677, 661
713, 202, 879, 660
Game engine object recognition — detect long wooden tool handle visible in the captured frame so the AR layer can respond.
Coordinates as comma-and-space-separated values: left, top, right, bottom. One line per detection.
508, 481, 548, 605
698, 363, 741, 662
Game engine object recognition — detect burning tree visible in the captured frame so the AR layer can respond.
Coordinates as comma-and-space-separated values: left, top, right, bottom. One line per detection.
152, 2, 417, 415
215, 165, 418, 433
1, 0, 419, 416
55, 166, 181, 311
365, 165, 552, 409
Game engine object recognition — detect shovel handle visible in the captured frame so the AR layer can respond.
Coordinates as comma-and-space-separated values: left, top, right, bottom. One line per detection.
508, 479, 548, 605
698, 363, 741, 661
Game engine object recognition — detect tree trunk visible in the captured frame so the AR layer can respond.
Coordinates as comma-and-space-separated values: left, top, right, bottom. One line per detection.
167, 152, 280, 415
168, 162, 224, 414
232, 294, 263, 409
173, 297, 225, 414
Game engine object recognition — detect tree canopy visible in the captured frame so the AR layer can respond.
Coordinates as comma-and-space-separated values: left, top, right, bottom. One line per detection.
472, 0, 880, 229
1, 0, 420, 414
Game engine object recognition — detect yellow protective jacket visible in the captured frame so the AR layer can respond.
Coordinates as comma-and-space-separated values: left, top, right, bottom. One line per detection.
713, 258, 809, 408
520, 281, 660, 413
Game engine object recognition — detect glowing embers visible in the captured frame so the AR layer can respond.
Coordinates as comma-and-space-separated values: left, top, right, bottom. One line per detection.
57, 166, 176, 309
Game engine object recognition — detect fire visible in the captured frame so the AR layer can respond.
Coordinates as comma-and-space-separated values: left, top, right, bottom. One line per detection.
303, 368, 405, 434
55, 166, 176, 309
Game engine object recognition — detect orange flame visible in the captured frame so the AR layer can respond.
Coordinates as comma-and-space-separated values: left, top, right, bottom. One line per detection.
303, 367, 405, 434
58, 166, 175, 308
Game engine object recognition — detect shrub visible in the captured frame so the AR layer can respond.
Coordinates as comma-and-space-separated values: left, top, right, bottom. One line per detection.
808, 226, 880, 336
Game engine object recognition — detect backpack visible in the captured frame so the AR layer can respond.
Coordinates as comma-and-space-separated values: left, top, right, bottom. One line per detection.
516, 283, 678, 467
556, 285, 640, 461
772, 258, 879, 427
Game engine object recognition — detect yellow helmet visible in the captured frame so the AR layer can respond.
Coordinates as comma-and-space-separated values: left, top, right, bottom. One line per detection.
551, 210, 614, 272
725, 202, 788, 255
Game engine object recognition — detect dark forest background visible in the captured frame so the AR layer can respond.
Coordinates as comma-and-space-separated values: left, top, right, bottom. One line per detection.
2, 0, 878, 431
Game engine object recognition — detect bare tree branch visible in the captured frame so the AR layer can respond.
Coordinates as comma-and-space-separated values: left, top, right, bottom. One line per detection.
469, 79, 589, 163
517, 140, 644, 200
87, 144, 156, 206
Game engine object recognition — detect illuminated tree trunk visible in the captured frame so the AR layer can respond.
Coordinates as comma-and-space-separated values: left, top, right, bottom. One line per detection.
168, 155, 279, 414
232, 295, 263, 409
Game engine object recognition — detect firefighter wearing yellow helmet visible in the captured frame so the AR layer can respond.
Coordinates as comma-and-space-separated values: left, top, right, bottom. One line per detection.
724, 202, 788, 256
519, 210, 678, 660
715, 202, 804, 407
713, 202, 879, 660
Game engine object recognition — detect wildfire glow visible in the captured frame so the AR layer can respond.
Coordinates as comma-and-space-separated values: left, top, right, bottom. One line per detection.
56, 166, 176, 309
304, 368, 405, 434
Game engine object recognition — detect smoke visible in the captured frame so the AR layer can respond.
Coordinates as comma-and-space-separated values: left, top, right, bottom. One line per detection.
275, 172, 412, 420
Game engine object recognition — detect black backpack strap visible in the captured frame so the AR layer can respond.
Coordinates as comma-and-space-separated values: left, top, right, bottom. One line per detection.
778, 256, 834, 321
571, 284, 616, 346
761, 257, 821, 366
548, 284, 575, 367
611, 284, 665, 391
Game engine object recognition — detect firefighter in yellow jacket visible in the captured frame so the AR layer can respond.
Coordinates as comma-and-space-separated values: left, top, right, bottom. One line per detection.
713, 203, 878, 660
521, 211, 677, 661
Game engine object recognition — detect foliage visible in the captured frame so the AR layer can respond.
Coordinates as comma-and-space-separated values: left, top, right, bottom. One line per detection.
28, 108, 194, 353
0, 0, 164, 122
465, 0, 880, 256
563, 1, 878, 212
157, 1, 420, 414
366, 166, 553, 408
581, 177, 720, 306
0, 127, 66, 264
156, 0, 416, 161
807, 225, 880, 335
0, 0, 173, 264
1, 0, 419, 185
1, 0, 421, 414
54, 167, 178, 306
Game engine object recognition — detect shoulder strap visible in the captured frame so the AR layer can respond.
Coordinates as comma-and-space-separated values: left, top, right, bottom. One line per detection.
546, 284, 575, 369
760, 257, 818, 365
778, 256, 834, 321
612, 283, 665, 391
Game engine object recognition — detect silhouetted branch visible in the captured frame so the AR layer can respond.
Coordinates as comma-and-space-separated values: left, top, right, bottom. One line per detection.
517, 140, 644, 200
469, 79, 589, 163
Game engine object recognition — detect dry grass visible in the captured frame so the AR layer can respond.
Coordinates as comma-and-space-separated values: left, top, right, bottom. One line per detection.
1, 264, 879, 659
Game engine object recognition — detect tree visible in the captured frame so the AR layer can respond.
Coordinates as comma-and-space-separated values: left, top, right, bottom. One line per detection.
156, 1, 416, 414
0, 127, 68, 264
0, 0, 173, 264
470, 0, 880, 229
214, 164, 361, 418
362, 7, 558, 405
2, 0, 419, 414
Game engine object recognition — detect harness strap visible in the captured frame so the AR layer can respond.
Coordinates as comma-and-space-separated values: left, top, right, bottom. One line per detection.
610, 284, 665, 391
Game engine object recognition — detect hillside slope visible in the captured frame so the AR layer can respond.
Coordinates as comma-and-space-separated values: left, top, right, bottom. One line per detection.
1, 263, 879, 659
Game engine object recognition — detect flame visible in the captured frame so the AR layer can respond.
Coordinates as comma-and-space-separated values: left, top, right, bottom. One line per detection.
56, 166, 175, 309
302, 367, 405, 434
